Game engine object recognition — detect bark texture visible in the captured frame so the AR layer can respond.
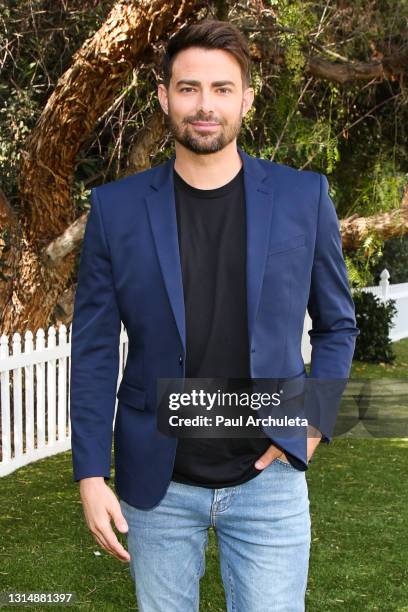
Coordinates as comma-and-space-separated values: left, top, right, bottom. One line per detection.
340, 185, 408, 250
1, 0, 197, 335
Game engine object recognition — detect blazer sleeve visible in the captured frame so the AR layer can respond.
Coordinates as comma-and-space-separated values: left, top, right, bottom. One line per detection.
305, 173, 360, 442
69, 188, 121, 482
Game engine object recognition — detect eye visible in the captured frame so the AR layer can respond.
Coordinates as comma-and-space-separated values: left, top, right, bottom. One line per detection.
218, 88, 231, 94
180, 87, 195, 93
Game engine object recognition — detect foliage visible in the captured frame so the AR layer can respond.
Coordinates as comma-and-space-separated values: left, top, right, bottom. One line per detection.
344, 233, 385, 288
353, 291, 397, 363
0, 0, 112, 206
0, 0, 407, 290
0, 88, 38, 207
370, 234, 408, 284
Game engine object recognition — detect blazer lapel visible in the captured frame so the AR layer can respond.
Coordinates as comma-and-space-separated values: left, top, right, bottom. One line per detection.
144, 148, 276, 355
145, 155, 186, 353
238, 148, 275, 346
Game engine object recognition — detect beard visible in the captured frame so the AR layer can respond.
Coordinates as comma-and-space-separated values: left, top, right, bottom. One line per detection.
165, 103, 243, 155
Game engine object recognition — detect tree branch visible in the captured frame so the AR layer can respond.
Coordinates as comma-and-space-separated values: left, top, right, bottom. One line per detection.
126, 108, 166, 173
43, 211, 88, 266
341, 190, 408, 251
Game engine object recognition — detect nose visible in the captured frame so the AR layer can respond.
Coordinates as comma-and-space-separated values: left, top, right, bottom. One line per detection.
196, 90, 215, 115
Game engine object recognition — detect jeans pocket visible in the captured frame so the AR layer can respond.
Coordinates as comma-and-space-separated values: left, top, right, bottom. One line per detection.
274, 456, 296, 468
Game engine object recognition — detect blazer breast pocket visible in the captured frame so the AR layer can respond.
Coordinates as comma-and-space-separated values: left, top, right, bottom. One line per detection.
116, 380, 146, 411
267, 233, 306, 257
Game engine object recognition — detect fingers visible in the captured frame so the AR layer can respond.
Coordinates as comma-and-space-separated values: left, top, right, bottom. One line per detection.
92, 520, 131, 563
92, 531, 113, 557
80, 480, 131, 563
254, 444, 283, 470
112, 507, 129, 535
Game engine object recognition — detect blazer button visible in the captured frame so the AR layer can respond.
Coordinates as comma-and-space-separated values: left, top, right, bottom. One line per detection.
179, 354, 183, 365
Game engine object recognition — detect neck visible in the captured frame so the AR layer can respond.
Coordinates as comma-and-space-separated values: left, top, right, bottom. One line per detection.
173, 140, 242, 189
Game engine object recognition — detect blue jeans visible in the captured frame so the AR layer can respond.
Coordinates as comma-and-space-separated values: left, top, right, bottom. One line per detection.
119, 457, 311, 612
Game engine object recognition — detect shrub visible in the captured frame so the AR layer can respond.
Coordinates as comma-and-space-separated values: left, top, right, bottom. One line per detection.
353, 291, 397, 363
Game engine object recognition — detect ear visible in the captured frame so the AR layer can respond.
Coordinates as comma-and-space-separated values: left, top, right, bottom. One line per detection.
242, 87, 255, 117
157, 83, 169, 115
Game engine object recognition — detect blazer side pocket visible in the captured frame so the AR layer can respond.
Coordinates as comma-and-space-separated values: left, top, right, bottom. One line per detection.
116, 380, 146, 411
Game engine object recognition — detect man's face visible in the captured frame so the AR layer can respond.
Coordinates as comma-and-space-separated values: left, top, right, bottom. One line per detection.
158, 47, 254, 154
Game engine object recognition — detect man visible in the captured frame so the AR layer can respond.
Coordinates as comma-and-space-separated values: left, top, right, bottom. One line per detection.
70, 19, 359, 612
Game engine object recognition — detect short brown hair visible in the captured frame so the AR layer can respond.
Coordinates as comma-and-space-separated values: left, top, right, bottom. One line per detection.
161, 20, 251, 89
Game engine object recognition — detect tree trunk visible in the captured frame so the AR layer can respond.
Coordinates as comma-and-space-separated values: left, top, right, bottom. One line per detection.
1, 0, 197, 336
126, 109, 166, 174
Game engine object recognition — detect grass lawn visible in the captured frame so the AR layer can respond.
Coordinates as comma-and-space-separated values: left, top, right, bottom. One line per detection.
350, 336, 408, 379
1, 339, 407, 611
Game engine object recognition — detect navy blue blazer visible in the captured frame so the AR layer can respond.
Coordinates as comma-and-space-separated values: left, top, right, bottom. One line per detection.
70, 146, 359, 509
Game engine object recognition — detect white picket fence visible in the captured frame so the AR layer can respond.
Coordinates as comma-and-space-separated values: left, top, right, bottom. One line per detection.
0, 322, 129, 477
357, 269, 408, 341
0, 268, 407, 477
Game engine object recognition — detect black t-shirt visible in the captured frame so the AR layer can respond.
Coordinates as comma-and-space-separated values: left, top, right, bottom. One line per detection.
171, 165, 271, 488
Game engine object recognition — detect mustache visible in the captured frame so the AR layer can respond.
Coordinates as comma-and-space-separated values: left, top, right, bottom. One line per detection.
183, 115, 223, 125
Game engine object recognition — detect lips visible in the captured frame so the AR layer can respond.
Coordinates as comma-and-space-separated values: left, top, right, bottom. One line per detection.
191, 122, 220, 126
190, 121, 220, 132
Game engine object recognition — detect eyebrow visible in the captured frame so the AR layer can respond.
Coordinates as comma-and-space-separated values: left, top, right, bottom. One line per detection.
175, 79, 236, 88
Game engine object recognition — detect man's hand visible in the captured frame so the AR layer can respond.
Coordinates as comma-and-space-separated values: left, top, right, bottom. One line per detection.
254, 425, 323, 470
79, 477, 130, 562
254, 444, 287, 470
306, 424, 323, 462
